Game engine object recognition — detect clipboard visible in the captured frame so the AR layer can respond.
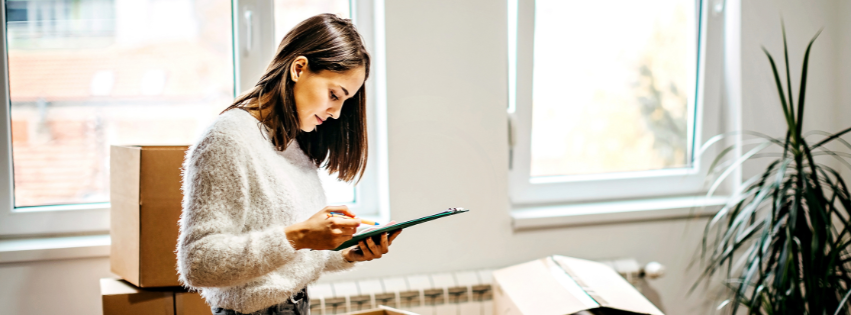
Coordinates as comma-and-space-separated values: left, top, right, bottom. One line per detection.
333, 208, 469, 251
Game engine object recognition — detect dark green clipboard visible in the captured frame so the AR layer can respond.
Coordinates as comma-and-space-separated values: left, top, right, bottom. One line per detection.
333, 208, 469, 251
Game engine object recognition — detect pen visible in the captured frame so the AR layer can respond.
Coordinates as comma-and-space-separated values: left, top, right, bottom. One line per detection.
327, 212, 379, 226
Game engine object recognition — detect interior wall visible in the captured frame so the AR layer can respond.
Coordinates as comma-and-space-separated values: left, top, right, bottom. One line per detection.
0, 257, 113, 315
740, 0, 843, 179
0, 1, 848, 315
838, 0, 851, 182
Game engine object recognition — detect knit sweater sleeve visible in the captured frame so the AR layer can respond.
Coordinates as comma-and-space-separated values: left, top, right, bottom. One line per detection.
323, 250, 358, 273
176, 130, 298, 288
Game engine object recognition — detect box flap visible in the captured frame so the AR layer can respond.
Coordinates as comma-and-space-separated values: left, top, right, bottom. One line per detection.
377, 305, 420, 315
110, 145, 142, 285
346, 306, 420, 315
101, 278, 141, 296
553, 256, 664, 315
493, 259, 597, 315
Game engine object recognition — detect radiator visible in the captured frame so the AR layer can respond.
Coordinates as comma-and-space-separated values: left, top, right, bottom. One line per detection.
307, 258, 663, 315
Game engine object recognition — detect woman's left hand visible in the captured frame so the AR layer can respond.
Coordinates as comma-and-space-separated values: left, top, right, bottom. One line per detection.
342, 230, 403, 262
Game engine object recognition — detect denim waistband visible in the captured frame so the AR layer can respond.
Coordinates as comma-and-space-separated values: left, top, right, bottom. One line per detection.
211, 287, 309, 315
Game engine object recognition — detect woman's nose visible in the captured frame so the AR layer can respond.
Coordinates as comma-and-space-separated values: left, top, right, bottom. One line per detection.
328, 106, 342, 119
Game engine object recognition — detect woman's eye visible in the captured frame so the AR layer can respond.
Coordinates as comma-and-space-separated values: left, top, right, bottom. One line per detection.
330, 92, 339, 101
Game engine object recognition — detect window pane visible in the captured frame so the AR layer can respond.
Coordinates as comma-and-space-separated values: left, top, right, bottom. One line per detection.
530, 0, 697, 177
7, 0, 233, 207
275, 0, 354, 204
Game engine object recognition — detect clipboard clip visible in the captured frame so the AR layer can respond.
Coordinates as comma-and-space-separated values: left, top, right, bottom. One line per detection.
447, 207, 469, 214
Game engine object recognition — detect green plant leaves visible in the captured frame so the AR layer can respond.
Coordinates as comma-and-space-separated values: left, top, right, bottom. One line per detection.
695, 25, 851, 314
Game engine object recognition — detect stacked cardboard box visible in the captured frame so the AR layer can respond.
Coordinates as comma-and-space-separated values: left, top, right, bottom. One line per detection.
101, 278, 211, 315
102, 145, 213, 315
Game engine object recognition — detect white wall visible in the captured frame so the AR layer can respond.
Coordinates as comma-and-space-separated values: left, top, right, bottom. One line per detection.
740, 0, 845, 179
838, 0, 851, 183
1, 1, 849, 315
0, 257, 113, 314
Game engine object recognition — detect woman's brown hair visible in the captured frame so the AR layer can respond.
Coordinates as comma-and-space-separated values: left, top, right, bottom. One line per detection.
222, 14, 370, 183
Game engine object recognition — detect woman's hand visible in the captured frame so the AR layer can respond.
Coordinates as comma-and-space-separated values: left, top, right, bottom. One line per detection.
341, 229, 403, 262
285, 206, 361, 250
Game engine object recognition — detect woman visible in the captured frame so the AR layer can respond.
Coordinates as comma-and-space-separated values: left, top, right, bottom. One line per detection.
176, 14, 400, 315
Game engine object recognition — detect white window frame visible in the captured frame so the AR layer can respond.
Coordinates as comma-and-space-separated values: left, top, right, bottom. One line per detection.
508, 0, 727, 206
0, 0, 388, 236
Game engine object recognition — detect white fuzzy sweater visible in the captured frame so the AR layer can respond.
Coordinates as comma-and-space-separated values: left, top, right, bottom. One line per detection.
176, 109, 356, 313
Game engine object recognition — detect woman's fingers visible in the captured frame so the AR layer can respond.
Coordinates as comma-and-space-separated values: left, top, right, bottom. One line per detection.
358, 241, 374, 261
380, 233, 390, 253
366, 237, 382, 258
348, 231, 402, 262
323, 205, 357, 218
331, 226, 357, 237
329, 217, 360, 229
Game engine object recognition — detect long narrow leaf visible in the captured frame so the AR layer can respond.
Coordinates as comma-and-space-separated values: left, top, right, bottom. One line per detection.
708, 142, 773, 198
795, 29, 823, 139
812, 126, 851, 150
781, 21, 796, 129
762, 47, 794, 129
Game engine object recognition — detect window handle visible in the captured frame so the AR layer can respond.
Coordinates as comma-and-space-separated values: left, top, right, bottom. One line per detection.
244, 9, 253, 55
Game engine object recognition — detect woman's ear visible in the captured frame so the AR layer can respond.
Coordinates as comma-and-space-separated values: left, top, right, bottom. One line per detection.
290, 56, 308, 82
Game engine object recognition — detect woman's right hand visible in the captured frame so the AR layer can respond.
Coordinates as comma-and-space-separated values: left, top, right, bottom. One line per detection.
285, 206, 361, 250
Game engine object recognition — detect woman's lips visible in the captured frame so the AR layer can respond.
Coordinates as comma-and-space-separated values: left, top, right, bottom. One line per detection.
315, 115, 323, 125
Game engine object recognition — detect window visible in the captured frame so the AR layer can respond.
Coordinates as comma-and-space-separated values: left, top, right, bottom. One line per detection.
508, 0, 724, 205
0, 0, 385, 235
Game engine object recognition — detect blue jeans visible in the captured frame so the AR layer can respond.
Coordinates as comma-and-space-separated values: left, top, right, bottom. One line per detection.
211, 288, 309, 315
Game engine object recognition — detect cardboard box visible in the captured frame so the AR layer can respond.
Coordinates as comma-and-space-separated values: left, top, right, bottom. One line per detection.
347, 305, 420, 315
175, 291, 214, 315
110, 145, 188, 288
101, 278, 175, 315
492, 255, 664, 315
101, 278, 213, 315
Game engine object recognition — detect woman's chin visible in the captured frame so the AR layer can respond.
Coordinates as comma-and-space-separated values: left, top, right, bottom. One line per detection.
300, 125, 317, 132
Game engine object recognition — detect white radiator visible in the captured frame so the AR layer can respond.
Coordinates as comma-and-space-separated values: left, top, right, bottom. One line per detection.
307, 258, 663, 315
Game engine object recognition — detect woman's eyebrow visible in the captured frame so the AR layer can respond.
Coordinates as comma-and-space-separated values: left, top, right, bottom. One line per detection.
339, 85, 349, 96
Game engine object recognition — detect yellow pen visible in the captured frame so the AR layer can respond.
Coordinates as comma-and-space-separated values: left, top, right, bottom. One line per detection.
327, 212, 379, 226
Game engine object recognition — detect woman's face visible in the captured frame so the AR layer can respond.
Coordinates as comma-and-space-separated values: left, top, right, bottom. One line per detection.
289, 56, 366, 132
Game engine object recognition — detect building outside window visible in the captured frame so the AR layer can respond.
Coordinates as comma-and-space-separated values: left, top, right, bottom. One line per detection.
1, 0, 379, 235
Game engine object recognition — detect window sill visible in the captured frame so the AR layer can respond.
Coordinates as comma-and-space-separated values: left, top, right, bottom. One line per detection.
511, 196, 729, 230
0, 234, 110, 263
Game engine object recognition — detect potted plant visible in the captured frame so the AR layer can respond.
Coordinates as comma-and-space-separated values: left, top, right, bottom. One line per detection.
695, 24, 851, 314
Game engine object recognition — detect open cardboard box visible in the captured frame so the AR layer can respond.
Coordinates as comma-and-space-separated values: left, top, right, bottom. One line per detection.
101, 278, 212, 315
110, 145, 189, 288
347, 305, 421, 315
493, 255, 664, 315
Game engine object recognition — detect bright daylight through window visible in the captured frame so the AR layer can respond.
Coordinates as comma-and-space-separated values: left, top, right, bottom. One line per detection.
5, 0, 354, 209
529, 0, 697, 179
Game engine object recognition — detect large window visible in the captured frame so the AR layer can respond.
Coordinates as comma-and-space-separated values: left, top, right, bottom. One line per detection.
0, 0, 384, 235
508, 0, 723, 205
6, 0, 233, 208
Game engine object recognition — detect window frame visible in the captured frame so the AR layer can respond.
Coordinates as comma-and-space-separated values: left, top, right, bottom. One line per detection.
507, 0, 727, 206
0, 0, 388, 236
